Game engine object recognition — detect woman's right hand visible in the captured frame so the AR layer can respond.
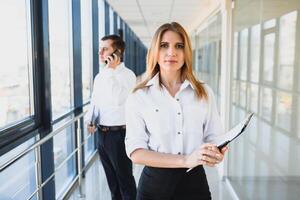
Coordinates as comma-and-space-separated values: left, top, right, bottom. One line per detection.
184, 143, 224, 168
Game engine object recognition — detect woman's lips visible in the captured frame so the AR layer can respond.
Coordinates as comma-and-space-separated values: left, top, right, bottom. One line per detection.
165, 60, 177, 63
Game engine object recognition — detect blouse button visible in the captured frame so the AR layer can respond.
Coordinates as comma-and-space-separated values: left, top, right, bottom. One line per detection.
177, 132, 181, 135
176, 98, 179, 101
177, 112, 181, 115
178, 152, 181, 155
155, 109, 159, 112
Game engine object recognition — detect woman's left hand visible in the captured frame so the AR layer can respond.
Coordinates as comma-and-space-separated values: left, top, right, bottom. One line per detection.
201, 145, 228, 167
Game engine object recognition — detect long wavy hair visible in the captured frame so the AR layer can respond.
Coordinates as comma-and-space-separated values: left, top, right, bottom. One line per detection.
133, 22, 208, 100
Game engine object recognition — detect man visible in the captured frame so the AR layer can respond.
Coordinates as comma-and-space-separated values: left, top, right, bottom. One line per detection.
86, 35, 137, 200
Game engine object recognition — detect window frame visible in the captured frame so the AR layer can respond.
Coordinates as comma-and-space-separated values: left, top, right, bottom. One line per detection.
0, 0, 52, 155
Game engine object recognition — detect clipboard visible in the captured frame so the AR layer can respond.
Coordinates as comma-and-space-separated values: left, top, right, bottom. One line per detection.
216, 112, 254, 150
186, 113, 254, 172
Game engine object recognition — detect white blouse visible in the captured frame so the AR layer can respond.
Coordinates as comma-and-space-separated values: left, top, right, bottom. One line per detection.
125, 73, 224, 158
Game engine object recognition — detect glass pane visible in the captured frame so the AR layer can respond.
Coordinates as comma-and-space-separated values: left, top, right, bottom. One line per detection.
278, 11, 297, 90
258, 120, 272, 155
232, 80, 238, 104
98, 0, 105, 42
233, 33, 238, 79
109, 7, 114, 34
250, 25, 260, 83
263, 19, 276, 29
49, 0, 73, 119
260, 87, 273, 122
0, 0, 34, 129
239, 82, 247, 108
230, 1, 300, 199
53, 119, 76, 198
249, 83, 259, 113
117, 15, 120, 29
263, 33, 275, 82
81, 0, 93, 103
194, 12, 222, 108
275, 92, 292, 131
0, 138, 35, 166
240, 29, 248, 80
0, 149, 36, 200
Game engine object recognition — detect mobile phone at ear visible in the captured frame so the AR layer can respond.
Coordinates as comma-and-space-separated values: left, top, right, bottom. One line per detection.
105, 49, 121, 64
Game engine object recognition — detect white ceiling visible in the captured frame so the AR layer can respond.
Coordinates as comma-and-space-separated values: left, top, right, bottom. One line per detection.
106, 0, 221, 47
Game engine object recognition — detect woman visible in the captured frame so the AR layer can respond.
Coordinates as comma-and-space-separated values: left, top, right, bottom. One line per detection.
125, 22, 227, 200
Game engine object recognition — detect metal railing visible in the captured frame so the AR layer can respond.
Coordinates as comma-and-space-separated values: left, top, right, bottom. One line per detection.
0, 111, 97, 200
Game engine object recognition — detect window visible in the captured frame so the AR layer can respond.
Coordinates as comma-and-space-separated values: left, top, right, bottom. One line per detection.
239, 82, 247, 108
53, 118, 76, 198
0, 138, 37, 200
263, 19, 276, 29
232, 80, 238, 104
260, 87, 273, 122
263, 33, 275, 83
278, 11, 297, 90
98, 0, 105, 40
109, 7, 114, 34
275, 92, 292, 131
194, 12, 222, 107
49, 0, 73, 119
229, 1, 300, 199
249, 83, 259, 113
240, 29, 249, 81
0, 0, 34, 129
250, 25, 261, 83
81, 0, 93, 103
232, 33, 239, 79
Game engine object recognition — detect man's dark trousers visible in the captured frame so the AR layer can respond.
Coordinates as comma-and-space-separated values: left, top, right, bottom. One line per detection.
97, 128, 136, 200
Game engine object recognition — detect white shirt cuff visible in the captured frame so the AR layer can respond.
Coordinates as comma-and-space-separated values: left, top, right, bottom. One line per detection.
125, 139, 148, 158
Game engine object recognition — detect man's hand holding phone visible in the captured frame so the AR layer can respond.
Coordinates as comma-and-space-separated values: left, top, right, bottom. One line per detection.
105, 50, 121, 69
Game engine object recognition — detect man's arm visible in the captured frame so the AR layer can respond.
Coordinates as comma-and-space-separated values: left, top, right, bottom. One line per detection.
85, 75, 100, 133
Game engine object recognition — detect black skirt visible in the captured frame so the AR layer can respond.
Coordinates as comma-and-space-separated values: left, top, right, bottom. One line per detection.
137, 165, 211, 200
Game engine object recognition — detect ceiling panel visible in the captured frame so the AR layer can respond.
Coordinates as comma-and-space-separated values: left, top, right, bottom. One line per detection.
106, 0, 221, 47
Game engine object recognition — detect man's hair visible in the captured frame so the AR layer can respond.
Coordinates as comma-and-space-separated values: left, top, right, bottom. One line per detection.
101, 34, 125, 55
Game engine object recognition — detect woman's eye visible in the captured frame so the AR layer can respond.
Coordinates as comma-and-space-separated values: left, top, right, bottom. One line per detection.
176, 44, 184, 49
160, 43, 168, 48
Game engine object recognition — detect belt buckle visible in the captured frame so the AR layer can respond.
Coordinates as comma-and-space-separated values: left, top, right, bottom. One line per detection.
99, 126, 109, 133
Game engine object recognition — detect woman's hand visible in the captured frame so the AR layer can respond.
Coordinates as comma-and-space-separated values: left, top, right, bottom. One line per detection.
184, 143, 228, 168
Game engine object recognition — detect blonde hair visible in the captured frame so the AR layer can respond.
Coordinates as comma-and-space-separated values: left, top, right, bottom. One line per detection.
133, 22, 208, 100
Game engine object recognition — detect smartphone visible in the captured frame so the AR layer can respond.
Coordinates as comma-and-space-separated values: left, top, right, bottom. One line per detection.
105, 49, 122, 64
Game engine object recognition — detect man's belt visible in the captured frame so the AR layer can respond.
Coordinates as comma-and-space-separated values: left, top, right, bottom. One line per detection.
97, 125, 126, 132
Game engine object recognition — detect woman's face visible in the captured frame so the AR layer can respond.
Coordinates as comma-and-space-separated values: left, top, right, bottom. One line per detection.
157, 30, 185, 74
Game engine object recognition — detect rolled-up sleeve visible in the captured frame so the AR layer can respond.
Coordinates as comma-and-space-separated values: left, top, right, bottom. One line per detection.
125, 93, 149, 158
203, 86, 224, 144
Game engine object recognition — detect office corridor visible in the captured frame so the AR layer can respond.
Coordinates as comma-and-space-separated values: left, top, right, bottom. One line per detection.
1, 0, 300, 199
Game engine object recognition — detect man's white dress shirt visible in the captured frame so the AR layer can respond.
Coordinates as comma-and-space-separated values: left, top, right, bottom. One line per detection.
125, 73, 223, 157
86, 62, 136, 126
